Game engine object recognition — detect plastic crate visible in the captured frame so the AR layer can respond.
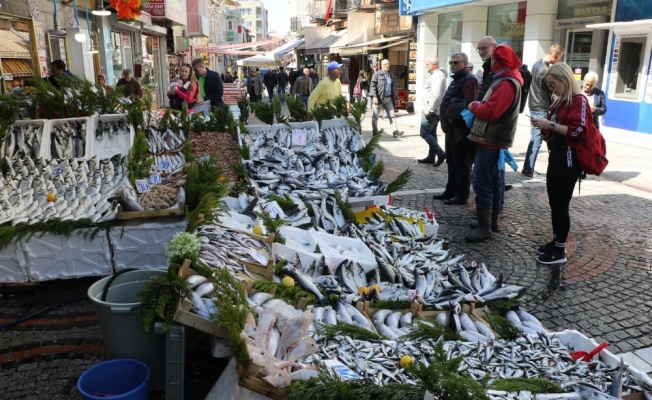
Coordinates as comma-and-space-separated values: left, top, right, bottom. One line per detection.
166, 324, 185, 400
312, 231, 376, 272
2, 119, 49, 160
42, 117, 92, 160
88, 114, 135, 160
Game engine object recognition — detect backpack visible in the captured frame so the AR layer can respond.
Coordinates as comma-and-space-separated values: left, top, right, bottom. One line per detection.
353, 82, 362, 97
574, 122, 608, 177
518, 66, 532, 113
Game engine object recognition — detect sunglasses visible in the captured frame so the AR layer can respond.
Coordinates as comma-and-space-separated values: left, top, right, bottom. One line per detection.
546, 80, 561, 89
476, 43, 496, 52
448, 61, 461, 66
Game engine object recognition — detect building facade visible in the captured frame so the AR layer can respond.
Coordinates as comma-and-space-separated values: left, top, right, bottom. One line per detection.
238, 0, 269, 41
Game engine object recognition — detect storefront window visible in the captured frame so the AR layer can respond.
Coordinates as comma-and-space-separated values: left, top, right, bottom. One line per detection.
437, 12, 462, 63
487, 2, 526, 61
558, 0, 612, 20
614, 36, 645, 98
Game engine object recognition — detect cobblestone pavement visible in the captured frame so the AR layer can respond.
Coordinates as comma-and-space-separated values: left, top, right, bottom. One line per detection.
1, 105, 651, 398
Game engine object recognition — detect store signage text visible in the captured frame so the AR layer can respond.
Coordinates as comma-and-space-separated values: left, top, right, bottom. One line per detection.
574, 6, 609, 17
500, 23, 525, 37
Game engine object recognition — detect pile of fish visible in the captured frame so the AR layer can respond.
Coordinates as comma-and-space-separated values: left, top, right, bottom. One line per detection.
309, 301, 376, 334
186, 274, 220, 320
147, 127, 185, 154
430, 303, 496, 342
244, 293, 322, 388
93, 119, 131, 153
356, 205, 437, 242
50, 119, 87, 159
150, 152, 186, 174
1, 122, 43, 159
241, 122, 384, 198
370, 309, 416, 339
195, 224, 271, 277
504, 309, 548, 336
0, 155, 126, 225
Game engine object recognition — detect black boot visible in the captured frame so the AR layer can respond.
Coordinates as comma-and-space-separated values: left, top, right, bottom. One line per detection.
469, 203, 500, 232
465, 208, 492, 242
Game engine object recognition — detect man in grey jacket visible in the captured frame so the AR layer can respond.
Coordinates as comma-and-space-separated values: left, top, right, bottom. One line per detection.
418, 56, 448, 165
370, 59, 404, 138
522, 43, 564, 178
291, 66, 314, 109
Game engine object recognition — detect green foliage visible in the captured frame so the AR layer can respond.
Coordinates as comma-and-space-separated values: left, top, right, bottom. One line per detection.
273, 259, 288, 276
384, 168, 413, 195
184, 156, 229, 212
211, 267, 252, 368
485, 299, 521, 314
127, 131, 154, 187
250, 101, 275, 125
309, 101, 331, 129
356, 131, 382, 171
252, 280, 319, 306
0, 221, 105, 251
333, 191, 356, 225
485, 314, 521, 340
165, 232, 201, 265
489, 378, 564, 393
331, 95, 349, 118
347, 99, 368, 134
0, 94, 26, 159
206, 104, 235, 133
255, 210, 286, 235
238, 142, 251, 160
271, 96, 290, 127
371, 299, 413, 310
318, 322, 381, 341
123, 93, 153, 133
96, 85, 124, 115
237, 94, 250, 124
137, 271, 191, 336
403, 318, 463, 342
368, 159, 385, 181
268, 194, 296, 210
286, 93, 309, 122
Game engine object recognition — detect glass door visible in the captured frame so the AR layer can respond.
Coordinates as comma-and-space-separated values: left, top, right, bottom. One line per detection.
566, 31, 593, 83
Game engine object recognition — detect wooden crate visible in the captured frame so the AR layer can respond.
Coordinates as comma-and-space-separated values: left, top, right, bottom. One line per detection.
236, 365, 288, 400
117, 202, 185, 220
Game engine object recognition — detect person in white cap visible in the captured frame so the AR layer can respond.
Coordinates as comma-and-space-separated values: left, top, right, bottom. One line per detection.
308, 61, 343, 111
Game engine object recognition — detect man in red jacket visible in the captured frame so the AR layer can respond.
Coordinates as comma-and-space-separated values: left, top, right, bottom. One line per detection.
465, 45, 523, 242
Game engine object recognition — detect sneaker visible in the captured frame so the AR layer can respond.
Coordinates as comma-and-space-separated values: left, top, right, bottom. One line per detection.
393, 130, 404, 138
537, 241, 556, 255
537, 251, 567, 265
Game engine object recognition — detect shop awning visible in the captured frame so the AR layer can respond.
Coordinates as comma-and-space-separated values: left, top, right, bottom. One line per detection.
0, 29, 31, 58
586, 19, 652, 30
305, 29, 347, 55
402, 0, 475, 16
328, 33, 349, 54
195, 37, 285, 54
340, 36, 410, 56
270, 38, 305, 60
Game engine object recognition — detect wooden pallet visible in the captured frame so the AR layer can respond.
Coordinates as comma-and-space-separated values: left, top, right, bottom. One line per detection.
236, 365, 288, 400
117, 202, 185, 220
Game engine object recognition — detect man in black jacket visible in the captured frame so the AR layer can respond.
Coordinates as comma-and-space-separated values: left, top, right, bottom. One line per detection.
432, 52, 478, 205
276, 67, 289, 103
582, 71, 607, 128
192, 58, 224, 110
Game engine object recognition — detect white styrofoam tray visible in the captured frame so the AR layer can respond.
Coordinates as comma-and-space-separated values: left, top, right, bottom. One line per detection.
109, 219, 188, 271
313, 231, 376, 273
319, 117, 355, 130
271, 243, 322, 274
23, 230, 112, 281
216, 211, 266, 236
348, 195, 391, 212
88, 114, 135, 160
2, 119, 49, 159
0, 240, 29, 283
277, 226, 319, 253
42, 117, 92, 160
238, 124, 278, 148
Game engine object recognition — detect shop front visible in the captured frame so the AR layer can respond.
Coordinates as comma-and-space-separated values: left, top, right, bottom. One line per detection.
587, 0, 652, 134
0, 1, 40, 93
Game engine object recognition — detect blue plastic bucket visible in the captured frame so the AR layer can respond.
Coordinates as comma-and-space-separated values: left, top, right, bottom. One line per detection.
77, 359, 150, 400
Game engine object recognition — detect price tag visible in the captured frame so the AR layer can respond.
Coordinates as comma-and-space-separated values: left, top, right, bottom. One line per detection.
135, 179, 151, 193
248, 248, 269, 266
291, 128, 308, 146
159, 160, 171, 170
263, 201, 285, 219
149, 173, 162, 184
323, 360, 361, 381
52, 164, 64, 177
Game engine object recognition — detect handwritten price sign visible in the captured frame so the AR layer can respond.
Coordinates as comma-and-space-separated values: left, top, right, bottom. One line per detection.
52, 164, 64, 176
135, 179, 151, 193
159, 160, 171, 170
149, 173, 162, 184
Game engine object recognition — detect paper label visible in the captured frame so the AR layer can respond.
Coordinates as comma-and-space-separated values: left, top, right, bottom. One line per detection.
135, 179, 151, 193
323, 360, 361, 380
291, 128, 308, 146
159, 160, 171, 170
52, 164, 64, 176
149, 173, 162, 184
248, 248, 269, 266
263, 201, 285, 219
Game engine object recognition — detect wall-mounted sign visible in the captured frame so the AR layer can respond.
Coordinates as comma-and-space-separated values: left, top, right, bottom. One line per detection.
374, 7, 414, 35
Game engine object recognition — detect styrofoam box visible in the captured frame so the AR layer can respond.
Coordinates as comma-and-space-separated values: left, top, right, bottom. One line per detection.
3, 119, 49, 160
23, 230, 112, 281
555, 329, 652, 386
320, 117, 355, 130
217, 211, 266, 236
222, 196, 261, 214
275, 121, 320, 148
42, 117, 92, 160
277, 226, 319, 253
313, 231, 376, 273
0, 240, 29, 283
271, 243, 321, 273
88, 114, 135, 159
110, 219, 187, 271
239, 124, 278, 148
348, 195, 391, 212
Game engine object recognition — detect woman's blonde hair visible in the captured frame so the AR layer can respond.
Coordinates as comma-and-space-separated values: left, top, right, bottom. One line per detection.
180, 63, 203, 103
546, 63, 580, 110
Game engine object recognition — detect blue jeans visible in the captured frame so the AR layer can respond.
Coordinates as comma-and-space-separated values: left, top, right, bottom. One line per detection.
301, 95, 309, 110
523, 110, 547, 174
472, 146, 502, 210
420, 113, 445, 160
278, 86, 287, 102
372, 97, 398, 134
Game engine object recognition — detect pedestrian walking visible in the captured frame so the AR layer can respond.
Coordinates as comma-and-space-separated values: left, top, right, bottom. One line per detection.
248, 69, 264, 103
581, 71, 607, 128
192, 58, 225, 110
529, 63, 595, 265
352, 71, 369, 104
418, 56, 447, 166
291, 66, 315, 109
264, 69, 277, 101
276, 66, 289, 103
465, 45, 523, 242
522, 43, 565, 178
433, 52, 478, 205
370, 59, 404, 138
308, 61, 343, 111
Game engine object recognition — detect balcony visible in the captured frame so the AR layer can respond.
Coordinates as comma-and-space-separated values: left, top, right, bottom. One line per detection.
256, 13, 262, 19
309, 0, 326, 22
332, 0, 348, 17
290, 16, 303, 33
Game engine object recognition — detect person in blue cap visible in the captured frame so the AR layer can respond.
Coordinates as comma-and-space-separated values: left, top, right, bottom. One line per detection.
308, 61, 343, 111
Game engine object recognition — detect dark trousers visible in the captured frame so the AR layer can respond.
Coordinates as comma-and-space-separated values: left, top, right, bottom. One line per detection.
249, 91, 260, 102
444, 130, 472, 200
472, 146, 501, 209
420, 113, 445, 160
266, 85, 275, 100
546, 151, 582, 244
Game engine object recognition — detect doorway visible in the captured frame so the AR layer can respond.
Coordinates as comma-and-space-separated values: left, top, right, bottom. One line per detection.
566, 31, 593, 82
